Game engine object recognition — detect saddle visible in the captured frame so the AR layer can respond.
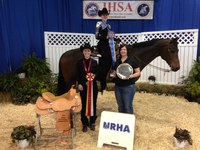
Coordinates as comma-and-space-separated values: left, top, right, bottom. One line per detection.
35, 86, 82, 114
35, 85, 82, 145
41, 86, 76, 102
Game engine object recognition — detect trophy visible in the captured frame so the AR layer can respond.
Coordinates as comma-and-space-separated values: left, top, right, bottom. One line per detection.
116, 63, 133, 80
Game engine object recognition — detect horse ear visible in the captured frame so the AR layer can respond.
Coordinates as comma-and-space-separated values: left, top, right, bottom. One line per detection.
174, 37, 179, 41
170, 37, 179, 44
173, 37, 179, 42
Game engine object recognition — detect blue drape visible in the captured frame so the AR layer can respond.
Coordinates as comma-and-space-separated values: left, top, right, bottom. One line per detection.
0, 0, 200, 73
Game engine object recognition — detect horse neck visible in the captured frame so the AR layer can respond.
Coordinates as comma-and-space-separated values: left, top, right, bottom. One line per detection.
139, 48, 160, 70
131, 41, 168, 70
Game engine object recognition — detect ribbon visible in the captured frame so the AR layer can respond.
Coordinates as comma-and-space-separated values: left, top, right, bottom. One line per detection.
83, 59, 94, 116
108, 31, 116, 67
100, 21, 116, 67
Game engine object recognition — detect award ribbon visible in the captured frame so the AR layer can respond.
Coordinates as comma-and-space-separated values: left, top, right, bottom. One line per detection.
83, 59, 94, 116
108, 30, 116, 67
101, 21, 116, 67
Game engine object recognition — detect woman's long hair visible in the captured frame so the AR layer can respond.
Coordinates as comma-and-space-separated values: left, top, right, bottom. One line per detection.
118, 43, 129, 59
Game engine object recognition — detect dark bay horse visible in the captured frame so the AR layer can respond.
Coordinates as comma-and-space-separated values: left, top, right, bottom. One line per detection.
57, 38, 180, 95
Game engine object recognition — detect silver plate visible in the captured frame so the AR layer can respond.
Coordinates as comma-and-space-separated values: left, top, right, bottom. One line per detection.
116, 63, 133, 80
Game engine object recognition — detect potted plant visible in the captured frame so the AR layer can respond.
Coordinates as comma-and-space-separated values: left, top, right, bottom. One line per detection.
11, 125, 36, 148
173, 127, 192, 148
148, 75, 156, 84
22, 53, 51, 78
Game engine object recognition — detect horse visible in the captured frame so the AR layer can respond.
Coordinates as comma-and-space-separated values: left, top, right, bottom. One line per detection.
57, 38, 180, 95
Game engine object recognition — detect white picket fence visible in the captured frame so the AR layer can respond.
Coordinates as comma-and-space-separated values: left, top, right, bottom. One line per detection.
44, 29, 198, 85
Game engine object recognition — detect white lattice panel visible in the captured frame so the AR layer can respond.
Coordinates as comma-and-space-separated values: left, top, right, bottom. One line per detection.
45, 32, 96, 73
45, 29, 198, 85
141, 30, 198, 45
115, 33, 140, 45
45, 32, 95, 46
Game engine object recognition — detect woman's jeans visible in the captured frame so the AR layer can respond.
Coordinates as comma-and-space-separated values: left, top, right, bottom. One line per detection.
114, 84, 136, 114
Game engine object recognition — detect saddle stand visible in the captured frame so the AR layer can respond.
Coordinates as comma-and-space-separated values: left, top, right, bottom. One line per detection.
34, 110, 75, 150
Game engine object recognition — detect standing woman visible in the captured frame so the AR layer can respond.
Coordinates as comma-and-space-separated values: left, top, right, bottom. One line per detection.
77, 43, 99, 132
110, 44, 141, 114
95, 7, 118, 92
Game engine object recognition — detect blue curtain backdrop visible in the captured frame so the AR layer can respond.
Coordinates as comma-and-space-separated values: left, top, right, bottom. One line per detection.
0, 0, 200, 73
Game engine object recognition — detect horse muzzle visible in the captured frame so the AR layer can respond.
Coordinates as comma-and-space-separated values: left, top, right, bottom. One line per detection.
170, 65, 180, 72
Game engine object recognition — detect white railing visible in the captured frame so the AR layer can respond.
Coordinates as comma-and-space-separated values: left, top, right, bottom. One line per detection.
44, 29, 198, 85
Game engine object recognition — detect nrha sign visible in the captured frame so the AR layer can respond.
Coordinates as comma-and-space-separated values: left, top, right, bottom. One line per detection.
97, 111, 135, 150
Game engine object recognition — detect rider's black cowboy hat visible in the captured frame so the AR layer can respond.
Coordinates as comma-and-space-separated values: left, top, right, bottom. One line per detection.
80, 43, 94, 52
98, 7, 110, 16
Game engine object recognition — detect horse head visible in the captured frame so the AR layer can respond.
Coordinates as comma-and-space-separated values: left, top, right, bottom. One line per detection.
160, 38, 180, 71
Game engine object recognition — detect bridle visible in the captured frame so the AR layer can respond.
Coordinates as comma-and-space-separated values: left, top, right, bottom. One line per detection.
134, 54, 171, 72
132, 41, 172, 73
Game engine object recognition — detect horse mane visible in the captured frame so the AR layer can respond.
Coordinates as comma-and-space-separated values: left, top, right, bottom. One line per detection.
131, 39, 165, 48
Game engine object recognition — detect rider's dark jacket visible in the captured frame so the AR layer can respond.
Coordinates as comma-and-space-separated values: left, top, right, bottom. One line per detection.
95, 20, 111, 57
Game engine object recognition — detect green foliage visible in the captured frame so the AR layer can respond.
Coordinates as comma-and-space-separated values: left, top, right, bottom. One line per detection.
22, 53, 51, 78
106, 82, 185, 96
136, 83, 185, 96
11, 125, 36, 143
0, 53, 57, 104
186, 82, 200, 96
0, 73, 21, 92
183, 57, 200, 103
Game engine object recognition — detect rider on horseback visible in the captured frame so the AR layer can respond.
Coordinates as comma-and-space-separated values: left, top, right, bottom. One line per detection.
95, 7, 120, 92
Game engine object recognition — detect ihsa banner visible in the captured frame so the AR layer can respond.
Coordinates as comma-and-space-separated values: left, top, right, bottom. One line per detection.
83, 0, 154, 20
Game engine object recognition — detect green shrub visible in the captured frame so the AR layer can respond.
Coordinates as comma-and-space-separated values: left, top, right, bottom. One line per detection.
136, 82, 185, 96
22, 53, 51, 78
106, 82, 185, 97
0, 53, 57, 104
183, 57, 200, 103
0, 73, 21, 92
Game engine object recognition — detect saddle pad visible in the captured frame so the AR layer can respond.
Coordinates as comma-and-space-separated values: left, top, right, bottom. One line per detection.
56, 111, 71, 131
35, 106, 55, 115
36, 96, 53, 109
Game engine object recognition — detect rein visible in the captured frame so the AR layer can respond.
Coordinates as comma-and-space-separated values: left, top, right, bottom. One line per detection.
132, 54, 171, 72
149, 46, 172, 72
146, 63, 171, 72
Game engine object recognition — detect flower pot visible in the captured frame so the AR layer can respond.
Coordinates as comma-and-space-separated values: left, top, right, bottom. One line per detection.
18, 73, 26, 79
174, 137, 188, 148
16, 139, 30, 148
149, 80, 155, 84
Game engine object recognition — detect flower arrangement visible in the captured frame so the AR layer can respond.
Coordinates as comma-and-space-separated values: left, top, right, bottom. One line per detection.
11, 125, 36, 144
148, 75, 156, 84
148, 75, 156, 81
173, 127, 192, 147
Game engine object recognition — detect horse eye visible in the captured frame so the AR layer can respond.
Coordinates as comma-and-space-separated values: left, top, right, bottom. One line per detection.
168, 48, 177, 53
170, 49, 175, 53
